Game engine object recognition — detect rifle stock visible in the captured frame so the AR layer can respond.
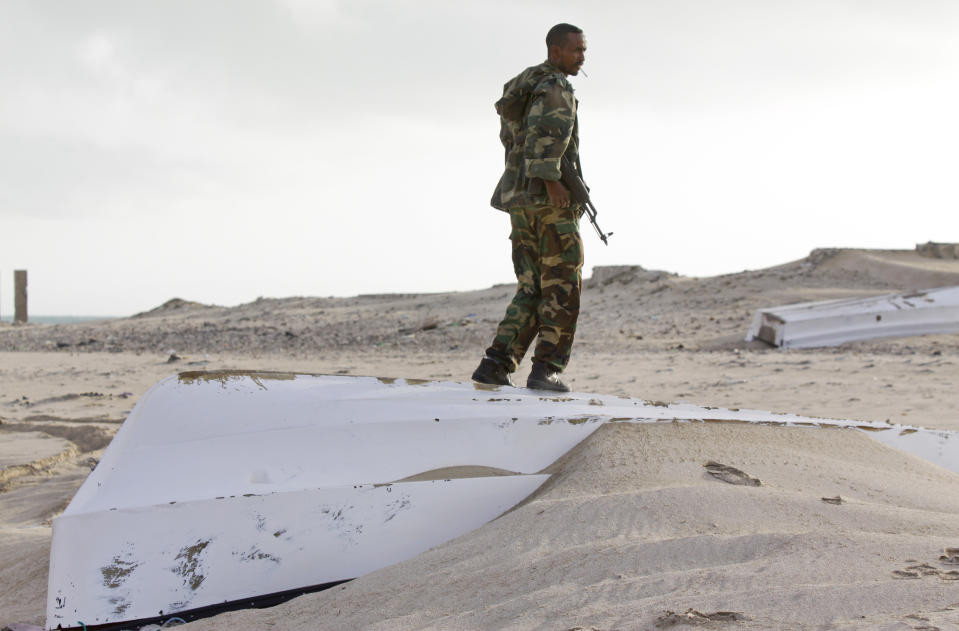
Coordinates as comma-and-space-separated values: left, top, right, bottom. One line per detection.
560, 157, 612, 245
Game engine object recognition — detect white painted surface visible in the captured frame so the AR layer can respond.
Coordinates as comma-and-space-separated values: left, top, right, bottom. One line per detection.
745, 286, 959, 348
63, 374, 608, 515
48, 475, 547, 629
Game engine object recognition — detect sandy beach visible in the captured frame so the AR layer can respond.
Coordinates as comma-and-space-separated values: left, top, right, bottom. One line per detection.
2, 248, 959, 630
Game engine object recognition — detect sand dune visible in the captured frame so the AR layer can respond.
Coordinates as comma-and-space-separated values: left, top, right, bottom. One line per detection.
190, 422, 959, 630
2, 248, 958, 630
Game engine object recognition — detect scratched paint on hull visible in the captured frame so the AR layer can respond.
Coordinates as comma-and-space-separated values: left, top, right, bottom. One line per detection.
48, 475, 549, 629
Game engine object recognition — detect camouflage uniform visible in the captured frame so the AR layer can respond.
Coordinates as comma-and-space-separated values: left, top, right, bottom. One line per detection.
490, 61, 580, 211
485, 61, 584, 373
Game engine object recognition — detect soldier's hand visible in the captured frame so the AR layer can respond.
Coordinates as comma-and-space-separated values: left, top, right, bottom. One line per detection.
545, 179, 571, 208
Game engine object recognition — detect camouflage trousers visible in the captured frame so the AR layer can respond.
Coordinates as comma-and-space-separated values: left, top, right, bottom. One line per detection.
485, 204, 584, 373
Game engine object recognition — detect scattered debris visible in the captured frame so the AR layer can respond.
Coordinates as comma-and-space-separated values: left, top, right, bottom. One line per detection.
821, 496, 844, 505
703, 461, 761, 486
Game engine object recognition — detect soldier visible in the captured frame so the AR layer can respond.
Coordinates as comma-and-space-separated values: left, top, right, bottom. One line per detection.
472, 23, 587, 393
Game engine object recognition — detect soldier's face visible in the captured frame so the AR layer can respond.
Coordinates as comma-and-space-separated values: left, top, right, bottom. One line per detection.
552, 33, 586, 76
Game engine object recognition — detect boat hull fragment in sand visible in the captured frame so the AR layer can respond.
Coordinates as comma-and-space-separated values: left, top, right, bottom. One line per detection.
46, 371, 959, 629
47, 372, 604, 629
745, 286, 959, 348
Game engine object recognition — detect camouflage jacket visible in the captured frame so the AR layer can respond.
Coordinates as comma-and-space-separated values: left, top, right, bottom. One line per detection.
490, 61, 579, 211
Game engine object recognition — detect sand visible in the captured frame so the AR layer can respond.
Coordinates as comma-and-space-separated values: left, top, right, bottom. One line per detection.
2, 248, 959, 630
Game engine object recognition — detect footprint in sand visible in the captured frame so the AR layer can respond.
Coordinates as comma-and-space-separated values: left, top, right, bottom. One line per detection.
893, 550, 959, 581
703, 461, 761, 486
656, 609, 749, 627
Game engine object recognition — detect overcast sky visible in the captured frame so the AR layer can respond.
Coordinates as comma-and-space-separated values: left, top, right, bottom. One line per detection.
2, 0, 958, 316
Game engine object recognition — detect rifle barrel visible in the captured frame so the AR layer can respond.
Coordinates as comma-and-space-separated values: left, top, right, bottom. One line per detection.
584, 201, 610, 245
560, 157, 612, 246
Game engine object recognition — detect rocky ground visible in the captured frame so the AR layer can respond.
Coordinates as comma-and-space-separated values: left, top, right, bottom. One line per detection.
3, 248, 959, 359
2, 247, 959, 630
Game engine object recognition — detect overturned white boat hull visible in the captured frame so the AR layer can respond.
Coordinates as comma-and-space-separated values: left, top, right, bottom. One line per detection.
745, 286, 959, 348
47, 372, 605, 629
47, 372, 959, 629
50, 475, 545, 627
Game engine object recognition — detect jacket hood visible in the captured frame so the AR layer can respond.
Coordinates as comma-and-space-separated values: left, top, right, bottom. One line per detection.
495, 61, 562, 122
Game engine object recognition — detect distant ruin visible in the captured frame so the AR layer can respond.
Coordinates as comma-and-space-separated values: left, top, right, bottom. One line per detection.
916, 242, 959, 259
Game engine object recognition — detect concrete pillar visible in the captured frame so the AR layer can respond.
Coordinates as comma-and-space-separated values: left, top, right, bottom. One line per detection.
14, 269, 27, 324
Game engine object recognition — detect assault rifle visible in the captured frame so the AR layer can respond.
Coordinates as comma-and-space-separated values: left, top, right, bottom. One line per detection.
560, 156, 612, 245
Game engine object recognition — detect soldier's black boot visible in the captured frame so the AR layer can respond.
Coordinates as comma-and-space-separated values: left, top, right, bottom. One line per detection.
471, 357, 514, 387
526, 362, 570, 392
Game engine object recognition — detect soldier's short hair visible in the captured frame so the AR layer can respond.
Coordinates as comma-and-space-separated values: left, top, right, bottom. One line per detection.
546, 23, 583, 48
